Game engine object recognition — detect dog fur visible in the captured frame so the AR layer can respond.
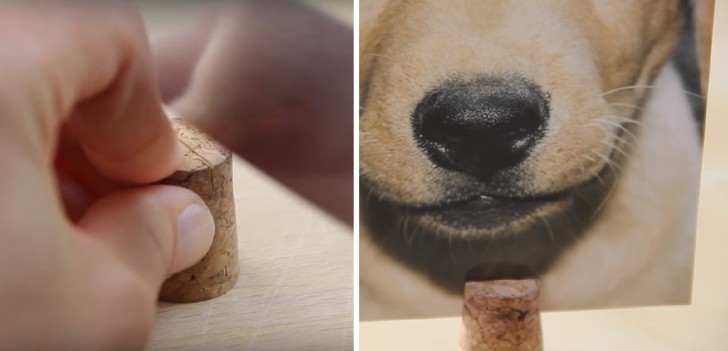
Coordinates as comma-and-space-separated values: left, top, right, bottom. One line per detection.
359, 0, 713, 319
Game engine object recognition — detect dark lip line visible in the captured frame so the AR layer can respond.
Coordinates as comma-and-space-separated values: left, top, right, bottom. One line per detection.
366, 162, 611, 212
404, 189, 569, 212
359, 175, 571, 209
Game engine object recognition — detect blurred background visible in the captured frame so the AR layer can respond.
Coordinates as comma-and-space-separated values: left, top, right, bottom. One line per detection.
139, 0, 352, 31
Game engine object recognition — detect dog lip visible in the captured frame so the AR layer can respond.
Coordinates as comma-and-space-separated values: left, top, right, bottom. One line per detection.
402, 190, 570, 231
409, 191, 567, 211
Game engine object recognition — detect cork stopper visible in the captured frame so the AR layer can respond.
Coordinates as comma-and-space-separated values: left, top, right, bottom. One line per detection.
158, 118, 239, 302
459, 265, 543, 351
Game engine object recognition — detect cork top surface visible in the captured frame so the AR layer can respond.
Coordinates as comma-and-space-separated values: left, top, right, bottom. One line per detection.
170, 118, 231, 171
465, 279, 540, 300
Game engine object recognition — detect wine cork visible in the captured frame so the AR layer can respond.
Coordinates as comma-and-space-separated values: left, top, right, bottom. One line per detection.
459, 266, 543, 351
159, 118, 239, 302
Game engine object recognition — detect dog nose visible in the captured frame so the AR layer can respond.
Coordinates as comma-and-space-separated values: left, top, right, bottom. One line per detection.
413, 76, 548, 178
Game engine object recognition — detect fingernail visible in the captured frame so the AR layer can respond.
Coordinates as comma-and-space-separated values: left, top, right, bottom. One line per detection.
171, 203, 215, 275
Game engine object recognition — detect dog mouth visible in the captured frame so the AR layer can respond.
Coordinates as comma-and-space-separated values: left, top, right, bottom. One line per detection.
362, 128, 621, 236
361, 161, 614, 235
361, 153, 616, 236
404, 190, 571, 232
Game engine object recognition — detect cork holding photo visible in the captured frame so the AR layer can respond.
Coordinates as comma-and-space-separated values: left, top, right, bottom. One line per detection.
359, 0, 715, 319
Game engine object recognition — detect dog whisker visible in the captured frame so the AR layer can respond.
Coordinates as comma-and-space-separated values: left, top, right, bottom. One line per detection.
600, 113, 643, 124
603, 117, 642, 127
401, 210, 417, 247
538, 216, 557, 247
601, 139, 630, 160
600, 84, 652, 97
612, 133, 637, 150
608, 102, 645, 111
593, 117, 639, 141
591, 178, 619, 220
593, 170, 606, 186
561, 147, 595, 183
557, 145, 603, 192
591, 149, 622, 172
601, 84, 704, 100
447, 233, 458, 264
592, 114, 636, 123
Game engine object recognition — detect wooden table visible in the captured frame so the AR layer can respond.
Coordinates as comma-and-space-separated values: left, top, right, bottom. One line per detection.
148, 159, 353, 350
361, 0, 728, 349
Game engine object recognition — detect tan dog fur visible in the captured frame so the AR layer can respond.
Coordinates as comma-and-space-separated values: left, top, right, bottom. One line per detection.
360, 0, 712, 319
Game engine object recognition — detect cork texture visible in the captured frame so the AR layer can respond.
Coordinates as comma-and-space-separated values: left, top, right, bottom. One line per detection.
159, 118, 239, 302
459, 279, 543, 351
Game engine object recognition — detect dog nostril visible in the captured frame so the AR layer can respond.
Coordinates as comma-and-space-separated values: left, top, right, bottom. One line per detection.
413, 76, 548, 178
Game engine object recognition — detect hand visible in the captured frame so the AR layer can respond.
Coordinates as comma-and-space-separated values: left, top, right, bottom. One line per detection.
0, 3, 214, 350
153, 1, 354, 225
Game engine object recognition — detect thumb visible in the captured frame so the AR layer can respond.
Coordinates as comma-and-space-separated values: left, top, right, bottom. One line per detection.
77, 185, 215, 288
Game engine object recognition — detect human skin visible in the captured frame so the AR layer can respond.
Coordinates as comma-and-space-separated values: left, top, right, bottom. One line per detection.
0, 3, 214, 350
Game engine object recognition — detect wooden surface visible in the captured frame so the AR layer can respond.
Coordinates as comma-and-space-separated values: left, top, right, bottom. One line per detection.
361, 1, 728, 350
148, 158, 353, 350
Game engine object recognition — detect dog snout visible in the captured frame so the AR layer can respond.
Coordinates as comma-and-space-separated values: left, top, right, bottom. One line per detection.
413, 76, 548, 178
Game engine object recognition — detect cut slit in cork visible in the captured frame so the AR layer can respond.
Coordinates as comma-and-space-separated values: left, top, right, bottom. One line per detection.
158, 117, 239, 303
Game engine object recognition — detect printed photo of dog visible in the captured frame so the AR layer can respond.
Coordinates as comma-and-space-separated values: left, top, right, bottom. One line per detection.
359, 0, 715, 319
